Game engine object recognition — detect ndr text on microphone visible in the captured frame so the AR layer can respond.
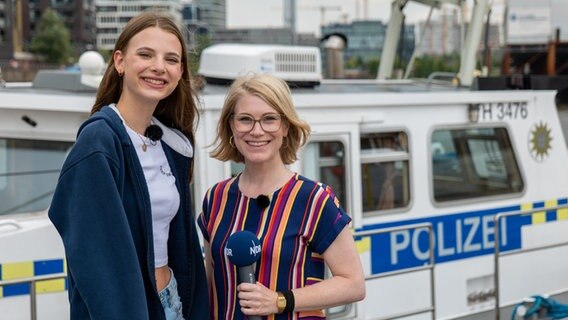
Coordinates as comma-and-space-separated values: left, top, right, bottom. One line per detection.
224, 230, 262, 284
225, 231, 262, 320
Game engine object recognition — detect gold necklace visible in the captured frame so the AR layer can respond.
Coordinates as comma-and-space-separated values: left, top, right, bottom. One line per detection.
123, 118, 155, 152
133, 131, 150, 152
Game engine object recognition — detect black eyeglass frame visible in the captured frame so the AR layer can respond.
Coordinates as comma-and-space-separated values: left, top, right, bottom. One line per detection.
230, 113, 284, 133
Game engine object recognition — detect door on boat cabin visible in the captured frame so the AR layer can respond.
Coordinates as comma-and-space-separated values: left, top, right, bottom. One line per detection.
300, 125, 416, 320
298, 124, 360, 319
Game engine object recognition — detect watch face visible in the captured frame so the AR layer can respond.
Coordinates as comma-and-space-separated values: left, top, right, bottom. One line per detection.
278, 296, 286, 308
277, 294, 286, 309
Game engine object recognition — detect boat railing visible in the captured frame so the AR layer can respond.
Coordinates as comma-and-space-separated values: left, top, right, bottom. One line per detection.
494, 204, 568, 320
350, 222, 436, 320
0, 273, 67, 320
3, 223, 436, 320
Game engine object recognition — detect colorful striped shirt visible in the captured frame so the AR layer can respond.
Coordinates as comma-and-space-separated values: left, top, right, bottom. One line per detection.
198, 173, 351, 320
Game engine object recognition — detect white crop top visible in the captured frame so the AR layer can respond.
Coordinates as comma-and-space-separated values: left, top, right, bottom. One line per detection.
111, 105, 181, 268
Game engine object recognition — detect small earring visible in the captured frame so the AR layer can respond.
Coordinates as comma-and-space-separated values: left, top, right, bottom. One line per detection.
229, 136, 235, 148
118, 70, 123, 77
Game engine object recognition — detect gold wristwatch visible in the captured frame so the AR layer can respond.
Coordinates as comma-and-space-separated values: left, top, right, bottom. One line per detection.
276, 291, 286, 314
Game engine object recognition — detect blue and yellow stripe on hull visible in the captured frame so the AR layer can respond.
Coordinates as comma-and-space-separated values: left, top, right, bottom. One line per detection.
0, 259, 67, 298
353, 196, 568, 274
521, 198, 568, 226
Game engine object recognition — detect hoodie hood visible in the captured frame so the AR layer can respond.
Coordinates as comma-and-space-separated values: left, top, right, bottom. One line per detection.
82, 104, 193, 158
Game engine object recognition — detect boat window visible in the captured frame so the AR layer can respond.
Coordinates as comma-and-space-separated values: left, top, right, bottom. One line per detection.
360, 132, 410, 216
431, 127, 524, 202
302, 140, 347, 209
0, 138, 73, 216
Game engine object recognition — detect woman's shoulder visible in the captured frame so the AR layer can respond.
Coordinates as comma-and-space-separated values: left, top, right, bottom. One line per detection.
64, 109, 124, 169
75, 116, 121, 152
78, 117, 116, 140
295, 174, 327, 191
207, 176, 238, 194
77, 106, 122, 142
296, 174, 341, 204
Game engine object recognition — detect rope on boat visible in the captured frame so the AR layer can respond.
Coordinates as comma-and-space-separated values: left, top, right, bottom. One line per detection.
511, 295, 568, 319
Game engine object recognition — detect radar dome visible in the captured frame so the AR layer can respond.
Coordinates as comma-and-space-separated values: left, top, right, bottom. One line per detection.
78, 51, 105, 76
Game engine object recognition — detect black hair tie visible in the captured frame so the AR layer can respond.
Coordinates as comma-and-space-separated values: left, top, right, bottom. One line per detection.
144, 124, 163, 142
282, 290, 295, 313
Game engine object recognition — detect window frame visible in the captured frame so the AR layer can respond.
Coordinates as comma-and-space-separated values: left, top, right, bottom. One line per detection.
302, 134, 352, 217
429, 124, 526, 207
359, 129, 413, 217
0, 137, 73, 216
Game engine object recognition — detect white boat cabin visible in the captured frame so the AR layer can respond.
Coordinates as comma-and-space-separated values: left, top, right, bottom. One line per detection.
0, 67, 567, 319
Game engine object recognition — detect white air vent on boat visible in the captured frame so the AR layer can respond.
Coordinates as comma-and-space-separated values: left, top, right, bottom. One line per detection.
33, 51, 104, 91
198, 44, 321, 87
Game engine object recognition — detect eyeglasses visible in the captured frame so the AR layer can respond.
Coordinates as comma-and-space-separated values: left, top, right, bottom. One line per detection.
232, 113, 283, 133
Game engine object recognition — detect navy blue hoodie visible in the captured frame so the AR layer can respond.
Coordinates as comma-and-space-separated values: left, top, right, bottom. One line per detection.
49, 106, 209, 319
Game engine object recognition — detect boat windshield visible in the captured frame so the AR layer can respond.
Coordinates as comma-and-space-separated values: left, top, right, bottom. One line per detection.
0, 138, 73, 216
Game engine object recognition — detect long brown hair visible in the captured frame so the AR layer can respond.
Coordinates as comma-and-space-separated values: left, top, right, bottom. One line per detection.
92, 12, 199, 146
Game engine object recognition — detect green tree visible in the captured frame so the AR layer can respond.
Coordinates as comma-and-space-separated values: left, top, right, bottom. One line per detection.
30, 8, 72, 65
366, 58, 379, 78
345, 56, 364, 69
412, 54, 460, 78
99, 49, 113, 63
188, 34, 212, 75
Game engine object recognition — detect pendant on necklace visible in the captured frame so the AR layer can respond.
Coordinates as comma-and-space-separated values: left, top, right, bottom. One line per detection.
142, 143, 147, 152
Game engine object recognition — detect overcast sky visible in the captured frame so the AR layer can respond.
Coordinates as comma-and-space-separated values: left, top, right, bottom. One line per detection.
226, 0, 505, 36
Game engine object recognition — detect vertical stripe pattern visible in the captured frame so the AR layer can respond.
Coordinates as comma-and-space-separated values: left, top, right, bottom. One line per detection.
198, 173, 351, 320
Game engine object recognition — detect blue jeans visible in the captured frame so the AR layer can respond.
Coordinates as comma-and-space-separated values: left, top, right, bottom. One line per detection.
159, 269, 184, 320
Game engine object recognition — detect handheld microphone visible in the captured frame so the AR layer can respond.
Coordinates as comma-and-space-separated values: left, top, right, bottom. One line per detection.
256, 194, 270, 209
225, 231, 262, 320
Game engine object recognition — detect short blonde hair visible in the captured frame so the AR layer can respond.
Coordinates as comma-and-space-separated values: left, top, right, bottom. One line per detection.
210, 74, 311, 164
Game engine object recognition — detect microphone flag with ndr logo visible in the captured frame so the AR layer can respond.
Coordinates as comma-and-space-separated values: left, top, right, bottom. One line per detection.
224, 230, 262, 267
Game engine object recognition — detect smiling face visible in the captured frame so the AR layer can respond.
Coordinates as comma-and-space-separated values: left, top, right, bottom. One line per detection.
113, 26, 183, 108
231, 93, 289, 167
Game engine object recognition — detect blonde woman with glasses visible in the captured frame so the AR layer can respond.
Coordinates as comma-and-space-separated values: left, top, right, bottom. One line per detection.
198, 74, 365, 319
